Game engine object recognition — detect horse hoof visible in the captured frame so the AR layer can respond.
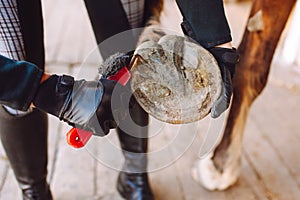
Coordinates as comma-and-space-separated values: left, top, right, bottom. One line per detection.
131, 35, 222, 124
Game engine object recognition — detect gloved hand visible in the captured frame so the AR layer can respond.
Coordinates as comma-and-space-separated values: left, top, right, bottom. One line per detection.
208, 47, 239, 118
33, 53, 133, 136
33, 75, 115, 136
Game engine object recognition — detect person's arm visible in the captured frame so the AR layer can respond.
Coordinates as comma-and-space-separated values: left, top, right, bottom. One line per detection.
0, 53, 132, 136
0, 54, 43, 111
176, 0, 232, 48
175, 0, 239, 118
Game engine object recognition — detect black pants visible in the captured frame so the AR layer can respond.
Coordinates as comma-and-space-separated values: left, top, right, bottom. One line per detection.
16, 0, 136, 65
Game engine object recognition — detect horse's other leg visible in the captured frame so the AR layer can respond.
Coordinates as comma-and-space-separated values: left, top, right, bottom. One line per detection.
193, 0, 296, 191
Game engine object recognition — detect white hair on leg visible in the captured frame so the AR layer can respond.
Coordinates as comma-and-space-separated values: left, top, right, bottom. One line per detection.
192, 152, 241, 191
191, 93, 250, 191
192, 132, 243, 191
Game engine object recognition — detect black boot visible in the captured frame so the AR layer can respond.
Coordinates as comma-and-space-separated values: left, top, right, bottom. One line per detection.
0, 106, 52, 200
116, 97, 154, 200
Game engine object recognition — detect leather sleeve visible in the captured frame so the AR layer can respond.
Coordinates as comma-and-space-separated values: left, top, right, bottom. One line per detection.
0, 55, 43, 111
175, 0, 232, 48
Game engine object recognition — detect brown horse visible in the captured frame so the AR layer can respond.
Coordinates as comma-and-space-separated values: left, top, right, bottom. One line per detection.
142, 0, 297, 191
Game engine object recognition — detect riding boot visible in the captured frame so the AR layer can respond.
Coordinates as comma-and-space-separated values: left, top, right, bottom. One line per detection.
116, 97, 154, 200
0, 106, 52, 200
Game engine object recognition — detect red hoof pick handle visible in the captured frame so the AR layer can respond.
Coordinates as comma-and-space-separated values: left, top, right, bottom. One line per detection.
107, 66, 131, 86
66, 128, 92, 148
66, 66, 131, 148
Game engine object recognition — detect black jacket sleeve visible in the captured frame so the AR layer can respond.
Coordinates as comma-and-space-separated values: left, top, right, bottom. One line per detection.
176, 0, 232, 49
0, 54, 43, 111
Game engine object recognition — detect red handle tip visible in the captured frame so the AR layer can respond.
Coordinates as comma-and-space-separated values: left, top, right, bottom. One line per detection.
66, 128, 92, 148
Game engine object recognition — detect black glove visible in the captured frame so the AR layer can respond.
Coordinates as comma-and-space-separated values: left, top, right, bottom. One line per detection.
33, 53, 134, 136
33, 75, 115, 136
208, 47, 239, 118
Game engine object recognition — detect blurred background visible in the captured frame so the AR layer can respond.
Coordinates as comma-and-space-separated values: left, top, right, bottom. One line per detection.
1, 0, 300, 199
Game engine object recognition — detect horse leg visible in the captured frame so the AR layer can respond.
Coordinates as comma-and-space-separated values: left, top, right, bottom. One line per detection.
193, 0, 296, 190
